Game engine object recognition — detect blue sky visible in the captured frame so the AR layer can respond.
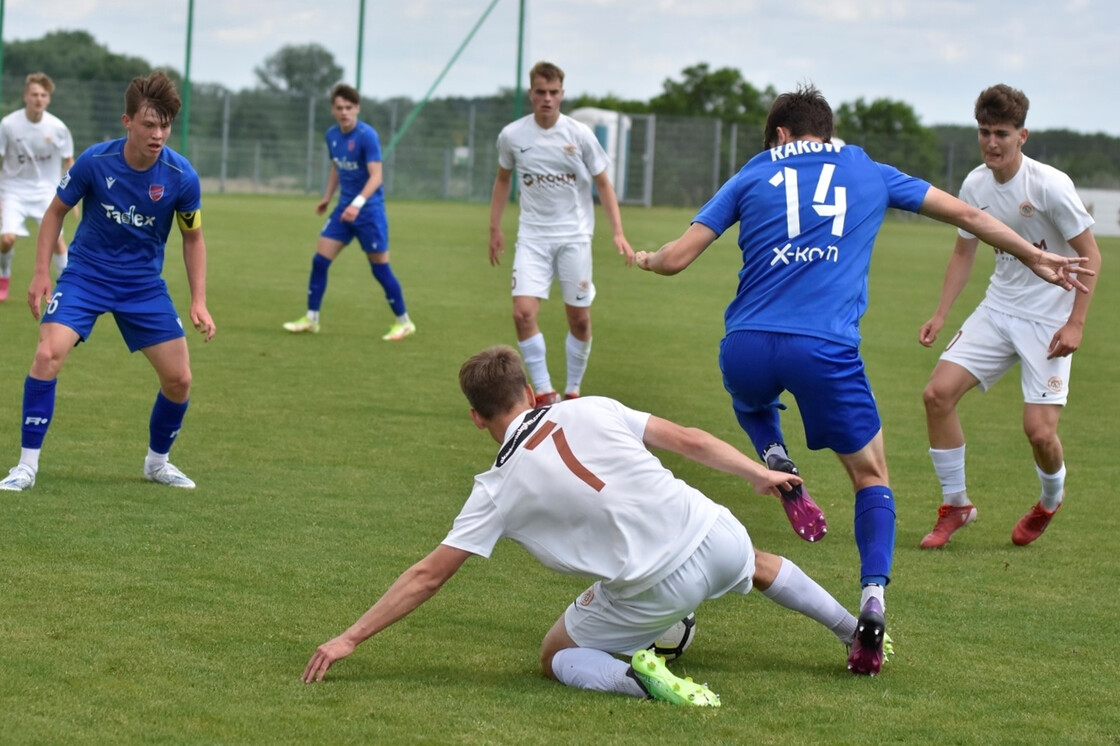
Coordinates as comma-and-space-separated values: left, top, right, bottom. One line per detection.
6, 0, 1120, 135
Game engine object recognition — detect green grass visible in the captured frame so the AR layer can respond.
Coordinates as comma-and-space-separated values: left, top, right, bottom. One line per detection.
1, 196, 1118, 744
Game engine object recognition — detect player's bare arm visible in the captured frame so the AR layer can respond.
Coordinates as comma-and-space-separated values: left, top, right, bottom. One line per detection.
317, 165, 339, 215
919, 235, 979, 347
488, 167, 513, 266
180, 223, 215, 342
302, 544, 472, 683
342, 161, 382, 224
642, 415, 801, 498
27, 197, 71, 319
1047, 228, 1101, 359
919, 187, 1095, 291
592, 171, 634, 266
636, 222, 719, 275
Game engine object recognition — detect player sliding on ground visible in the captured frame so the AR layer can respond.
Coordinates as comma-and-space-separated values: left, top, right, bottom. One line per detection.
303, 345, 888, 706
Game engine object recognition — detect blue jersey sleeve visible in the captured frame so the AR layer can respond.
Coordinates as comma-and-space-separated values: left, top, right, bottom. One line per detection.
876, 162, 931, 212
359, 125, 382, 164
176, 164, 203, 213
692, 173, 743, 236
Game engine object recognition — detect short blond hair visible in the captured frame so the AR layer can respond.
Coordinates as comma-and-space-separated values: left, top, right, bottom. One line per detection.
25, 73, 55, 94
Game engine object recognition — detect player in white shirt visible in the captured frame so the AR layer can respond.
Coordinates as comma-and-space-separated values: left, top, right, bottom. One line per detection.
303, 345, 871, 705
918, 85, 1101, 548
0, 73, 75, 302
489, 62, 634, 406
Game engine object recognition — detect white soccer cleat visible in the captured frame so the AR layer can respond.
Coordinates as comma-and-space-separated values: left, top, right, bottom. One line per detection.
0, 464, 36, 491
382, 321, 416, 341
144, 462, 196, 489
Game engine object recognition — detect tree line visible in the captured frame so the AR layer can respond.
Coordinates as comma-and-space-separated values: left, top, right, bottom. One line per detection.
4, 31, 1119, 191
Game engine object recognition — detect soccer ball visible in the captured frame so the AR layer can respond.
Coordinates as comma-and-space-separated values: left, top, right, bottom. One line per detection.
648, 612, 696, 660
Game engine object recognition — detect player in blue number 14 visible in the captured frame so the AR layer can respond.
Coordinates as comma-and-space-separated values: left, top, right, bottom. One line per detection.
0, 71, 215, 493
634, 84, 1094, 676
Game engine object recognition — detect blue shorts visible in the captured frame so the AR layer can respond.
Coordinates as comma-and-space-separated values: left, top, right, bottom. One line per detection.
719, 330, 881, 454
42, 274, 185, 353
320, 207, 388, 254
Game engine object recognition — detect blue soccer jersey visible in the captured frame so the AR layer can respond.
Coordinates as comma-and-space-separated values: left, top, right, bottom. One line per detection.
57, 138, 201, 286
326, 121, 383, 213
694, 142, 930, 347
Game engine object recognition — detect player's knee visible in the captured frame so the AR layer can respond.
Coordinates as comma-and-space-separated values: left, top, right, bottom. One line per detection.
922, 380, 952, 415
30, 347, 65, 379
567, 315, 591, 339
1, 234, 16, 251
160, 371, 193, 401
1024, 423, 1058, 451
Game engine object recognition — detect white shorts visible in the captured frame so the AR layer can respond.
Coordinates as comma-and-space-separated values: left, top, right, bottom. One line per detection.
563, 508, 755, 655
1, 191, 54, 237
511, 238, 595, 306
940, 305, 1071, 405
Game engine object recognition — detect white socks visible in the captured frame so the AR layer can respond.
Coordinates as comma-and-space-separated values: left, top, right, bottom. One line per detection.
1037, 463, 1066, 511
930, 445, 969, 506
518, 333, 553, 395
550, 647, 647, 698
761, 557, 857, 644
564, 333, 592, 396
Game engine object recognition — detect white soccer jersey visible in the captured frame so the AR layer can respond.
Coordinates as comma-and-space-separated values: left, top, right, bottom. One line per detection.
496, 113, 610, 241
0, 109, 74, 200
957, 155, 1095, 325
442, 397, 723, 598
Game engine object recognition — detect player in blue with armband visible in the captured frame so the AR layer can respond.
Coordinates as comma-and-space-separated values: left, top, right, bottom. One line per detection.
283, 84, 414, 341
0, 71, 215, 493
634, 84, 1093, 676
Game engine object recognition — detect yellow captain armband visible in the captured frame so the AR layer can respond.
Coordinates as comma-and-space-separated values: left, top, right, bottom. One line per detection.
176, 209, 202, 231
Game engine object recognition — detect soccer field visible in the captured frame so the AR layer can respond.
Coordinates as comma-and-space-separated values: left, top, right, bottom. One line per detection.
1, 195, 1118, 744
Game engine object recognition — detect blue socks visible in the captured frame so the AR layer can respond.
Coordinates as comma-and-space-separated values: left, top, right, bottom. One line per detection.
307, 253, 331, 312
370, 261, 406, 316
854, 486, 895, 587
149, 391, 189, 454
21, 376, 57, 449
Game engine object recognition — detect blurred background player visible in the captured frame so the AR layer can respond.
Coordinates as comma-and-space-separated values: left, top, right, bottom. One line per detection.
0, 73, 75, 302
488, 62, 633, 405
917, 84, 1101, 548
634, 84, 1093, 675
303, 345, 866, 704
283, 84, 414, 341
0, 71, 215, 492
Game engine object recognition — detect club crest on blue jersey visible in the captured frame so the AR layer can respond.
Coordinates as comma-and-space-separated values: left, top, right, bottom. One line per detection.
149, 184, 165, 201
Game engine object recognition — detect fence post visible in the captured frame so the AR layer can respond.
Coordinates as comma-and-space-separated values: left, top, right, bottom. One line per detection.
306, 94, 317, 193
642, 115, 656, 209
219, 92, 231, 193
712, 119, 722, 198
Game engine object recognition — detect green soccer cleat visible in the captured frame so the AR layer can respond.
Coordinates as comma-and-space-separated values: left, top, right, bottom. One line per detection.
630, 649, 720, 707
283, 315, 320, 334
382, 321, 416, 341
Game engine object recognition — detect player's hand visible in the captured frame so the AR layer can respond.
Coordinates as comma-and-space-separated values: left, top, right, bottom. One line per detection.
1047, 322, 1083, 359
489, 230, 505, 266
754, 469, 803, 499
1034, 253, 1094, 292
315, 197, 331, 216
634, 251, 654, 271
614, 233, 635, 267
27, 272, 53, 321
302, 635, 357, 683
190, 305, 216, 342
918, 316, 944, 347
340, 205, 360, 223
